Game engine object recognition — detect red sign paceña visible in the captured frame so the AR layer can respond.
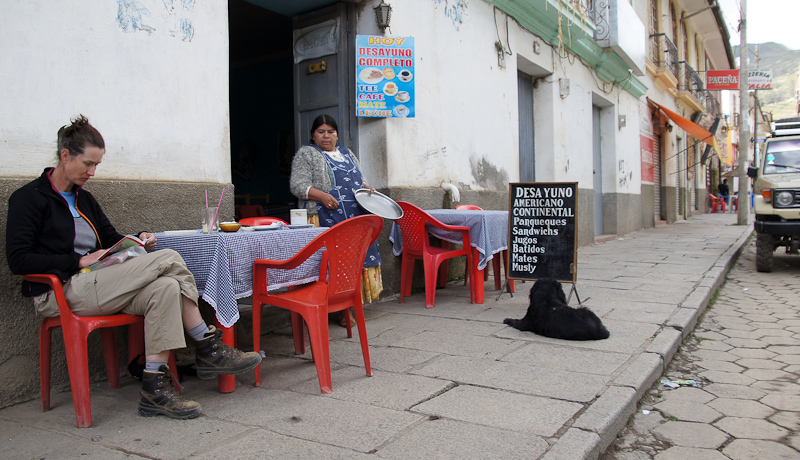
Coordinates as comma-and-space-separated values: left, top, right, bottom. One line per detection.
706, 70, 739, 90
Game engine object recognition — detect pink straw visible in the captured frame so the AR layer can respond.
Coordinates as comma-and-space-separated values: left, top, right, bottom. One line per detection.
205, 190, 209, 208
212, 187, 225, 228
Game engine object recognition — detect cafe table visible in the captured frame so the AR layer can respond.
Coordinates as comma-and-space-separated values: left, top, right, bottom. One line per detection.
153, 225, 327, 392
389, 208, 511, 303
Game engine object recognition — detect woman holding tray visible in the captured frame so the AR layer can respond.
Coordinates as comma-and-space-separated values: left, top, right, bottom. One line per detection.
289, 114, 383, 322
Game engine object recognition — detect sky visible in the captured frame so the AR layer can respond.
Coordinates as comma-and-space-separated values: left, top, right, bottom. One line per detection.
717, 0, 800, 50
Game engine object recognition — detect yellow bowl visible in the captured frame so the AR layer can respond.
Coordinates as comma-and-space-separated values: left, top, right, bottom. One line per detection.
219, 222, 241, 232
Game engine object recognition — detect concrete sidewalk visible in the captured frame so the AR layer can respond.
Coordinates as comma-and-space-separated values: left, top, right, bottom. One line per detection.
0, 213, 752, 460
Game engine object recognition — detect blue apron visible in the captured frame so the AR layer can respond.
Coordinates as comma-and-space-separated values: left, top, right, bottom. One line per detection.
314, 145, 381, 268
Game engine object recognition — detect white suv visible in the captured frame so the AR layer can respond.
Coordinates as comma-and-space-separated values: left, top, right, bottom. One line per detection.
747, 117, 800, 271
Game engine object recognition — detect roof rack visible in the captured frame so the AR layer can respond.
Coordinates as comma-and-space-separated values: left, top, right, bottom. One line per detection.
771, 117, 800, 137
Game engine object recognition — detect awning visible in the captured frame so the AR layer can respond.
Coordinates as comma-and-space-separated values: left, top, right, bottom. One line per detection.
649, 99, 713, 144
648, 98, 723, 162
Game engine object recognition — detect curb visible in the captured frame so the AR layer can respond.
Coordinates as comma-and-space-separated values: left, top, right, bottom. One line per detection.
549, 226, 754, 460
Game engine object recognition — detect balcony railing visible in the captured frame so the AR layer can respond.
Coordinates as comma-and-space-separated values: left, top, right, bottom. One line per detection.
569, 0, 595, 18
704, 91, 721, 119
678, 61, 706, 103
649, 33, 678, 78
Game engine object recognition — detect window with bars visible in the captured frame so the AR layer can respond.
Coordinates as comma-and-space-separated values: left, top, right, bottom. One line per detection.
649, 0, 658, 60
670, 2, 678, 45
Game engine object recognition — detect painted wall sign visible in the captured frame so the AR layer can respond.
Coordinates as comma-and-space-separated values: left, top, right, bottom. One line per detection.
706, 70, 739, 90
507, 182, 578, 283
293, 19, 339, 64
355, 35, 415, 118
748, 69, 772, 90
641, 135, 655, 183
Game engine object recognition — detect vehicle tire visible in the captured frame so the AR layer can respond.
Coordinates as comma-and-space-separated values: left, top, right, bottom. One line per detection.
756, 233, 775, 272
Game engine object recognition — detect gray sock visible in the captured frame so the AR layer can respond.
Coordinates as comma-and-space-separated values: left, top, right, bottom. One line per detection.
188, 322, 210, 341
145, 361, 168, 372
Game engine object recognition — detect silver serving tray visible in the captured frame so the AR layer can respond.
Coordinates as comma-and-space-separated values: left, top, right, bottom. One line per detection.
354, 189, 404, 220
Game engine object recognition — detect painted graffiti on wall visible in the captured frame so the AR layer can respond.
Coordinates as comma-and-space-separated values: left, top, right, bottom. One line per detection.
117, 0, 195, 42
165, 0, 195, 41
171, 17, 194, 41
618, 158, 633, 188
117, 0, 155, 34
431, 0, 468, 30
422, 146, 447, 161
162, 0, 195, 14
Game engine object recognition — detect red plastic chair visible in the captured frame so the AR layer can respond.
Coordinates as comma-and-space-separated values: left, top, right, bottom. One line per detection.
395, 201, 475, 308
251, 214, 384, 393
455, 204, 514, 294
239, 216, 289, 226
709, 194, 726, 213
22, 274, 175, 428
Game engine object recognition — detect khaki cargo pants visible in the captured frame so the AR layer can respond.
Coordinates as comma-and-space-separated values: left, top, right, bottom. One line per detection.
35, 249, 199, 355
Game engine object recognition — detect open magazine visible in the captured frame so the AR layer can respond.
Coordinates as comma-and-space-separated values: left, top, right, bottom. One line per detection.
98, 235, 152, 260
80, 235, 152, 273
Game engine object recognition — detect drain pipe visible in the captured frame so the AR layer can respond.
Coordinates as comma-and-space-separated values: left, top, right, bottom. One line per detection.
441, 183, 460, 203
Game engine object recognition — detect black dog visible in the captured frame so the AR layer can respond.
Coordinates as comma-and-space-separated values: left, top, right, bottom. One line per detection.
503, 278, 609, 340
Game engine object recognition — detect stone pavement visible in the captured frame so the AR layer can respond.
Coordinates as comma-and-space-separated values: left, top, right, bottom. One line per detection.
603, 229, 800, 459
0, 213, 752, 460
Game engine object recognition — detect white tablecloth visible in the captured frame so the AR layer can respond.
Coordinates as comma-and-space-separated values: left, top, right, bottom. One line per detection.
154, 227, 327, 327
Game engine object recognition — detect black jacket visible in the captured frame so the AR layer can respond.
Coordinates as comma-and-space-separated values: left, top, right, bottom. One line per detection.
6, 168, 125, 296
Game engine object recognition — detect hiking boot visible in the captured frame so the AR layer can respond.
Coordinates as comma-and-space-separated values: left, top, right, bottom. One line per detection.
194, 325, 262, 379
138, 365, 201, 419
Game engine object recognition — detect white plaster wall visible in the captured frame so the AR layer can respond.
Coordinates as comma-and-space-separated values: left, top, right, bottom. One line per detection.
537, 59, 632, 190
534, 53, 643, 193
0, 0, 230, 183
356, 0, 642, 196
615, 90, 644, 192
664, 131, 679, 188
380, 0, 523, 190
550, 73, 596, 187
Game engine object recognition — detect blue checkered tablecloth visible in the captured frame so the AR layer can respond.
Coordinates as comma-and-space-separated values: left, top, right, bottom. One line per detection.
389, 209, 508, 270
153, 227, 327, 327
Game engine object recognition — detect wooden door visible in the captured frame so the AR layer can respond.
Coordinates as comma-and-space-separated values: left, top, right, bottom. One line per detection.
293, 4, 357, 152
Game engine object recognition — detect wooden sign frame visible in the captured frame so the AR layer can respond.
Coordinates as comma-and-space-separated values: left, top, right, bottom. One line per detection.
506, 182, 578, 284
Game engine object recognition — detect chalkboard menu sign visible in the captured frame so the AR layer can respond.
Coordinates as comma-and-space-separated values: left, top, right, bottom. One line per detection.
507, 182, 578, 283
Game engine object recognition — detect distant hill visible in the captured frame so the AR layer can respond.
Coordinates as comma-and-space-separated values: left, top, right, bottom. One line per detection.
733, 42, 799, 117
734, 42, 800, 77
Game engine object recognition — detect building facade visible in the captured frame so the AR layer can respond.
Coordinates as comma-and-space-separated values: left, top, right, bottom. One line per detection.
0, 0, 732, 407
641, 0, 735, 222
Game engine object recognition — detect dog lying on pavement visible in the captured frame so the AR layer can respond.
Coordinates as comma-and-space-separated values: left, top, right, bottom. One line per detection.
503, 278, 610, 340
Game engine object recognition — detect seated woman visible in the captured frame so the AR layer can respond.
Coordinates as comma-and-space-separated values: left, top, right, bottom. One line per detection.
289, 115, 383, 325
5, 115, 261, 420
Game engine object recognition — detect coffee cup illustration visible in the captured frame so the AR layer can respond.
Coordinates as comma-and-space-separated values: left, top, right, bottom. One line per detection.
398, 69, 413, 82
